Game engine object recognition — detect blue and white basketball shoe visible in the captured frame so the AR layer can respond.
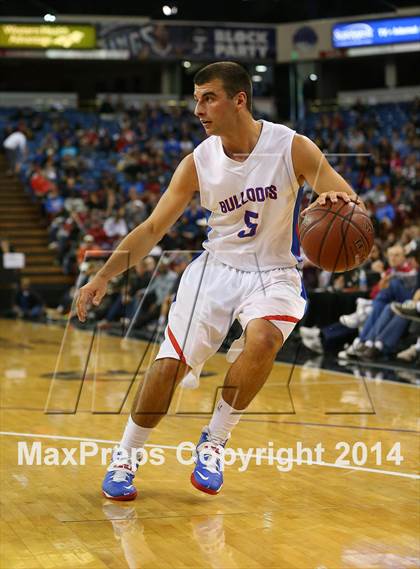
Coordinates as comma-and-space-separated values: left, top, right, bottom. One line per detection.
102, 447, 140, 501
191, 427, 227, 495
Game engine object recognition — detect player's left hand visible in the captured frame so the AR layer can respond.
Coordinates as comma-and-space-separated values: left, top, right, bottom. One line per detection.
301, 192, 365, 217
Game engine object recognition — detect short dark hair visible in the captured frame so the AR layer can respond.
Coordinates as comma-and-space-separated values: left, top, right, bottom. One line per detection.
194, 61, 253, 112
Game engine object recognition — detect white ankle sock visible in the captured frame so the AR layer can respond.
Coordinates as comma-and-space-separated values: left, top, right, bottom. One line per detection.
120, 416, 153, 453
208, 399, 242, 443
374, 340, 383, 351
365, 340, 373, 348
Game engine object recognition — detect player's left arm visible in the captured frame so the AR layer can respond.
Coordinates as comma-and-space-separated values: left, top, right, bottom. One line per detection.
291, 134, 366, 216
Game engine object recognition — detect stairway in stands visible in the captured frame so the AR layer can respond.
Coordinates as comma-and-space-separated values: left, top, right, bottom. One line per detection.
0, 155, 73, 291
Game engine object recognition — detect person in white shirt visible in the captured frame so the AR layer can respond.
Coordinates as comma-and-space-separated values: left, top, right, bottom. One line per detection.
3, 128, 27, 175
103, 208, 129, 241
76, 61, 365, 500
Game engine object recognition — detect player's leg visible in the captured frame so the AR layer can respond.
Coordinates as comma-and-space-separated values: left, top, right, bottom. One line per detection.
221, 319, 283, 408
130, 356, 190, 427
103, 253, 233, 500
191, 267, 306, 495
190, 319, 283, 495
102, 357, 190, 501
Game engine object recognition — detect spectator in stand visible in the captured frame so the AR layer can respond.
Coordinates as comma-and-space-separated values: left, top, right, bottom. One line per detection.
60, 139, 78, 159
99, 96, 115, 114
132, 258, 177, 330
125, 196, 148, 231
393, 289, 420, 364
393, 240, 420, 363
104, 208, 129, 243
3, 127, 27, 175
44, 187, 65, 220
178, 199, 206, 247
30, 163, 55, 198
160, 226, 185, 251
42, 155, 58, 182
85, 214, 108, 248
368, 243, 417, 300
340, 244, 418, 359
157, 255, 191, 329
98, 256, 156, 328
13, 278, 44, 320
336, 241, 384, 329
76, 235, 101, 267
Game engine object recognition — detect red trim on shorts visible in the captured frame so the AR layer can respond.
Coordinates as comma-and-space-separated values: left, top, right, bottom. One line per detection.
167, 326, 187, 364
262, 315, 300, 323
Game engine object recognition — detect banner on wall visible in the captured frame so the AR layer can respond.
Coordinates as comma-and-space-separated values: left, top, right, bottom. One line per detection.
0, 23, 96, 49
332, 16, 420, 48
97, 23, 276, 61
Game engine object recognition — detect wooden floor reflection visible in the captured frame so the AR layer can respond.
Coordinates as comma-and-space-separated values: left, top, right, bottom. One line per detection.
0, 319, 419, 568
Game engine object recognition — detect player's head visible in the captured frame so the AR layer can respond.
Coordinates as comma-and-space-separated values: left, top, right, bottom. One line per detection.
193, 61, 253, 135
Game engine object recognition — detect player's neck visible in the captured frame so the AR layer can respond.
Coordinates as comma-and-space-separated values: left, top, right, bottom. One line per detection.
220, 117, 262, 163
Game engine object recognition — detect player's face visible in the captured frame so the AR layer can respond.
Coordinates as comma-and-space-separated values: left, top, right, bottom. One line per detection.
193, 79, 236, 135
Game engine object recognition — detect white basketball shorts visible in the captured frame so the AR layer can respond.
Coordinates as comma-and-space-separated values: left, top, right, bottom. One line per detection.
156, 252, 307, 371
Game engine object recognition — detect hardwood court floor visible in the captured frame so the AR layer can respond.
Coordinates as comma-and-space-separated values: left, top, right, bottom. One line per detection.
0, 319, 419, 569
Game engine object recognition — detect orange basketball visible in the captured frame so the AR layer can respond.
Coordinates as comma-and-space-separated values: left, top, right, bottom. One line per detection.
299, 200, 374, 273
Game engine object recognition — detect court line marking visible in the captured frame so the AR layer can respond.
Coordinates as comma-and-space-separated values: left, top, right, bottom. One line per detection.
1, 408, 418, 435
1, 430, 419, 480
0, 409, 418, 434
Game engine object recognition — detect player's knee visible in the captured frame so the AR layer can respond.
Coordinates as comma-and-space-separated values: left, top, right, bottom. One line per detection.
152, 357, 190, 386
245, 329, 283, 358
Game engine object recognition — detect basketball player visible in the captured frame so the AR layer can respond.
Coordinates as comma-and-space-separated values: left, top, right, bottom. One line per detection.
77, 62, 364, 499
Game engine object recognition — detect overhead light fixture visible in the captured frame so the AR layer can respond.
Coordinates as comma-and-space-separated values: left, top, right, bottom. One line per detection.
309, 73, 318, 81
252, 75, 263, 82
162, 4, 178, 16
255, 65, 267, 73
182, 61, 191, 68
44, 13, 56, 22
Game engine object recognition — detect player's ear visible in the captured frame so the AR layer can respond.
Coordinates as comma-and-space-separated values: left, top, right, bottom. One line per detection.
234, 91, 247, 110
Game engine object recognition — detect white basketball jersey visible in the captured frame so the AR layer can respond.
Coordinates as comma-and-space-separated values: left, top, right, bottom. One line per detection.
193, 120, 303, 271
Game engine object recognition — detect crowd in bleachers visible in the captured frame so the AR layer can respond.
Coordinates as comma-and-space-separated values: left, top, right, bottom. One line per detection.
2, 104, 207, 275
1, 97, 419, 365
295, 99, 420, 365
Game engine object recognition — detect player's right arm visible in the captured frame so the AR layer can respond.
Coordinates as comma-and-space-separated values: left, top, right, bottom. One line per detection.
76, 153, 198, 321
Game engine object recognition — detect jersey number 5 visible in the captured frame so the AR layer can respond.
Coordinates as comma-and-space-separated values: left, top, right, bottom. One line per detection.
238, 210, 259, 238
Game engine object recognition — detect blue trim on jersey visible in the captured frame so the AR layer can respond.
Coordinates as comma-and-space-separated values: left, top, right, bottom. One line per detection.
204, 208, 211, 222
300, 279, 307, 301
192, 251, 204, 261
204, 208, 212, 236
202, 208, 213, 247
291, 187, 304, 262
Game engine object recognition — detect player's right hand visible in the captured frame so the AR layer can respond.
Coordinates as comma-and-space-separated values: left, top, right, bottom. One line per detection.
76, 275, 108, 322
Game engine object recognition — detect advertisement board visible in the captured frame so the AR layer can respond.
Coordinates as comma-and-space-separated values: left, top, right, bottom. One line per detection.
0, 24, 96, 49
332, 17, 420, 48
98, 22, 276, 61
